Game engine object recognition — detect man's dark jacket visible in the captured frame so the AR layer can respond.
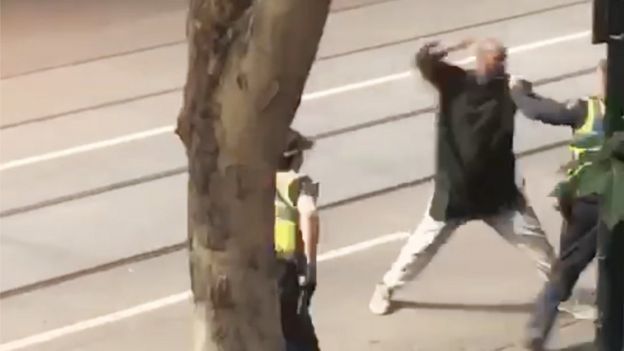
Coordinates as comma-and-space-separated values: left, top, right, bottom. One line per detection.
416, 44, 523, 220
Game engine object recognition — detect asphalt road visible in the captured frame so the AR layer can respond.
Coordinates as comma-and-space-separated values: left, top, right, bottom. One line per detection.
0, 0, 603, 350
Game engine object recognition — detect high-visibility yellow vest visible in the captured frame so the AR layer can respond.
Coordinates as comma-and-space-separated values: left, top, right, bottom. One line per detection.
274, 171, 301, 260
569, 96, 605, 161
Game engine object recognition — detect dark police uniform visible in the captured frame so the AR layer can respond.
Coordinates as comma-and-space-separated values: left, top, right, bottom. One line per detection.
511, 83, 604, 347
275, 171, 320, 351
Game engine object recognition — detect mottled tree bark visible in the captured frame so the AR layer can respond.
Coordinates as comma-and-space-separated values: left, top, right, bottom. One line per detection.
175, 0, 328, 350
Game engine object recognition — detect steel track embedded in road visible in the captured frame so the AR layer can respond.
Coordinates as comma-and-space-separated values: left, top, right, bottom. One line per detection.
0, 64, 594, 299
0, 0, 399, 81
0, 0, 589, 130
0, 65, 597, 220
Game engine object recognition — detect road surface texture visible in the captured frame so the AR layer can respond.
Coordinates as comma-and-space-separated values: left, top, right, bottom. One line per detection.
0, 0, 602, 350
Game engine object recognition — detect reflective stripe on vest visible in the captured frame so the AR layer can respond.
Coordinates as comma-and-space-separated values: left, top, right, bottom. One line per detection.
569, 97, 604, 160
274, 172, 299, 259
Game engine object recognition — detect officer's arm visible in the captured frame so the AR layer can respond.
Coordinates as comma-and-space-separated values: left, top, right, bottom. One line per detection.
510, 80, 585, 127
297, 179, 320, 269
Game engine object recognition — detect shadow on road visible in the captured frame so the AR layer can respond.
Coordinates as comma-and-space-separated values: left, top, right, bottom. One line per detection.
552, 341, 595, 351
393, 300, 533, 314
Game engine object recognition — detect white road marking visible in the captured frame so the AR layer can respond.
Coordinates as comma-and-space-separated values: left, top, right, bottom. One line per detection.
0, 30, 590, 172
0, 126, 175, 171
0, 292, 192, 351
0, 231, 409, 351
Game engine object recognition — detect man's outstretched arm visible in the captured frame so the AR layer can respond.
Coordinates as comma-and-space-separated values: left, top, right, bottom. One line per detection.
510, 78, 586, 128
297, 177, 320, 283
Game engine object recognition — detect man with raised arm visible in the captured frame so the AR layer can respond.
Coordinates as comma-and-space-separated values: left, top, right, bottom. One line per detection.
369, 38, 556, 316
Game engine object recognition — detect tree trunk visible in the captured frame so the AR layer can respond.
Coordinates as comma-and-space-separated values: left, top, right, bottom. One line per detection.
175, 0, 329, 350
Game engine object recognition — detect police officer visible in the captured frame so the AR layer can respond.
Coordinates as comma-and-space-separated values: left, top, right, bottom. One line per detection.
275, 129, 321, 351
510, 59, 607, 350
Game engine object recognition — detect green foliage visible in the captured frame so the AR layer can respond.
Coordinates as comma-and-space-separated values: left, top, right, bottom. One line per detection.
601, 161, 624, 229
553, 132, 624, 229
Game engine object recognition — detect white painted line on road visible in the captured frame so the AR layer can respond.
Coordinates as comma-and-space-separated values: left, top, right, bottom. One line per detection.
0, 292, 193, 351
0, 30, 590, 172
304, 30, 591, 100
303, 71, 412, 100
0, 231, 409, 351
0, 126, 176, 171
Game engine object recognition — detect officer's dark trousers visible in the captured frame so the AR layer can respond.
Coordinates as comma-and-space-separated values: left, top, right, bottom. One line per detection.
527, 197, 599, 343
278, 260, 320, 351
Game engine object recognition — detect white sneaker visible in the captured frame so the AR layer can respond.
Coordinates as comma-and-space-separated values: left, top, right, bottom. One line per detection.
558, 302, 597, 320
369, 283, 393, 315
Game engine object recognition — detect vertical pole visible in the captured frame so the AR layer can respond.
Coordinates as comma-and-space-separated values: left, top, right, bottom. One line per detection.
603, 0, 624, 138
596, 223, 624, 351
595, 1, 624, 350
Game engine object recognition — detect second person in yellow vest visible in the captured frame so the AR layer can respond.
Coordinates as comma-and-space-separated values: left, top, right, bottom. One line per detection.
276, 129, 321, 351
